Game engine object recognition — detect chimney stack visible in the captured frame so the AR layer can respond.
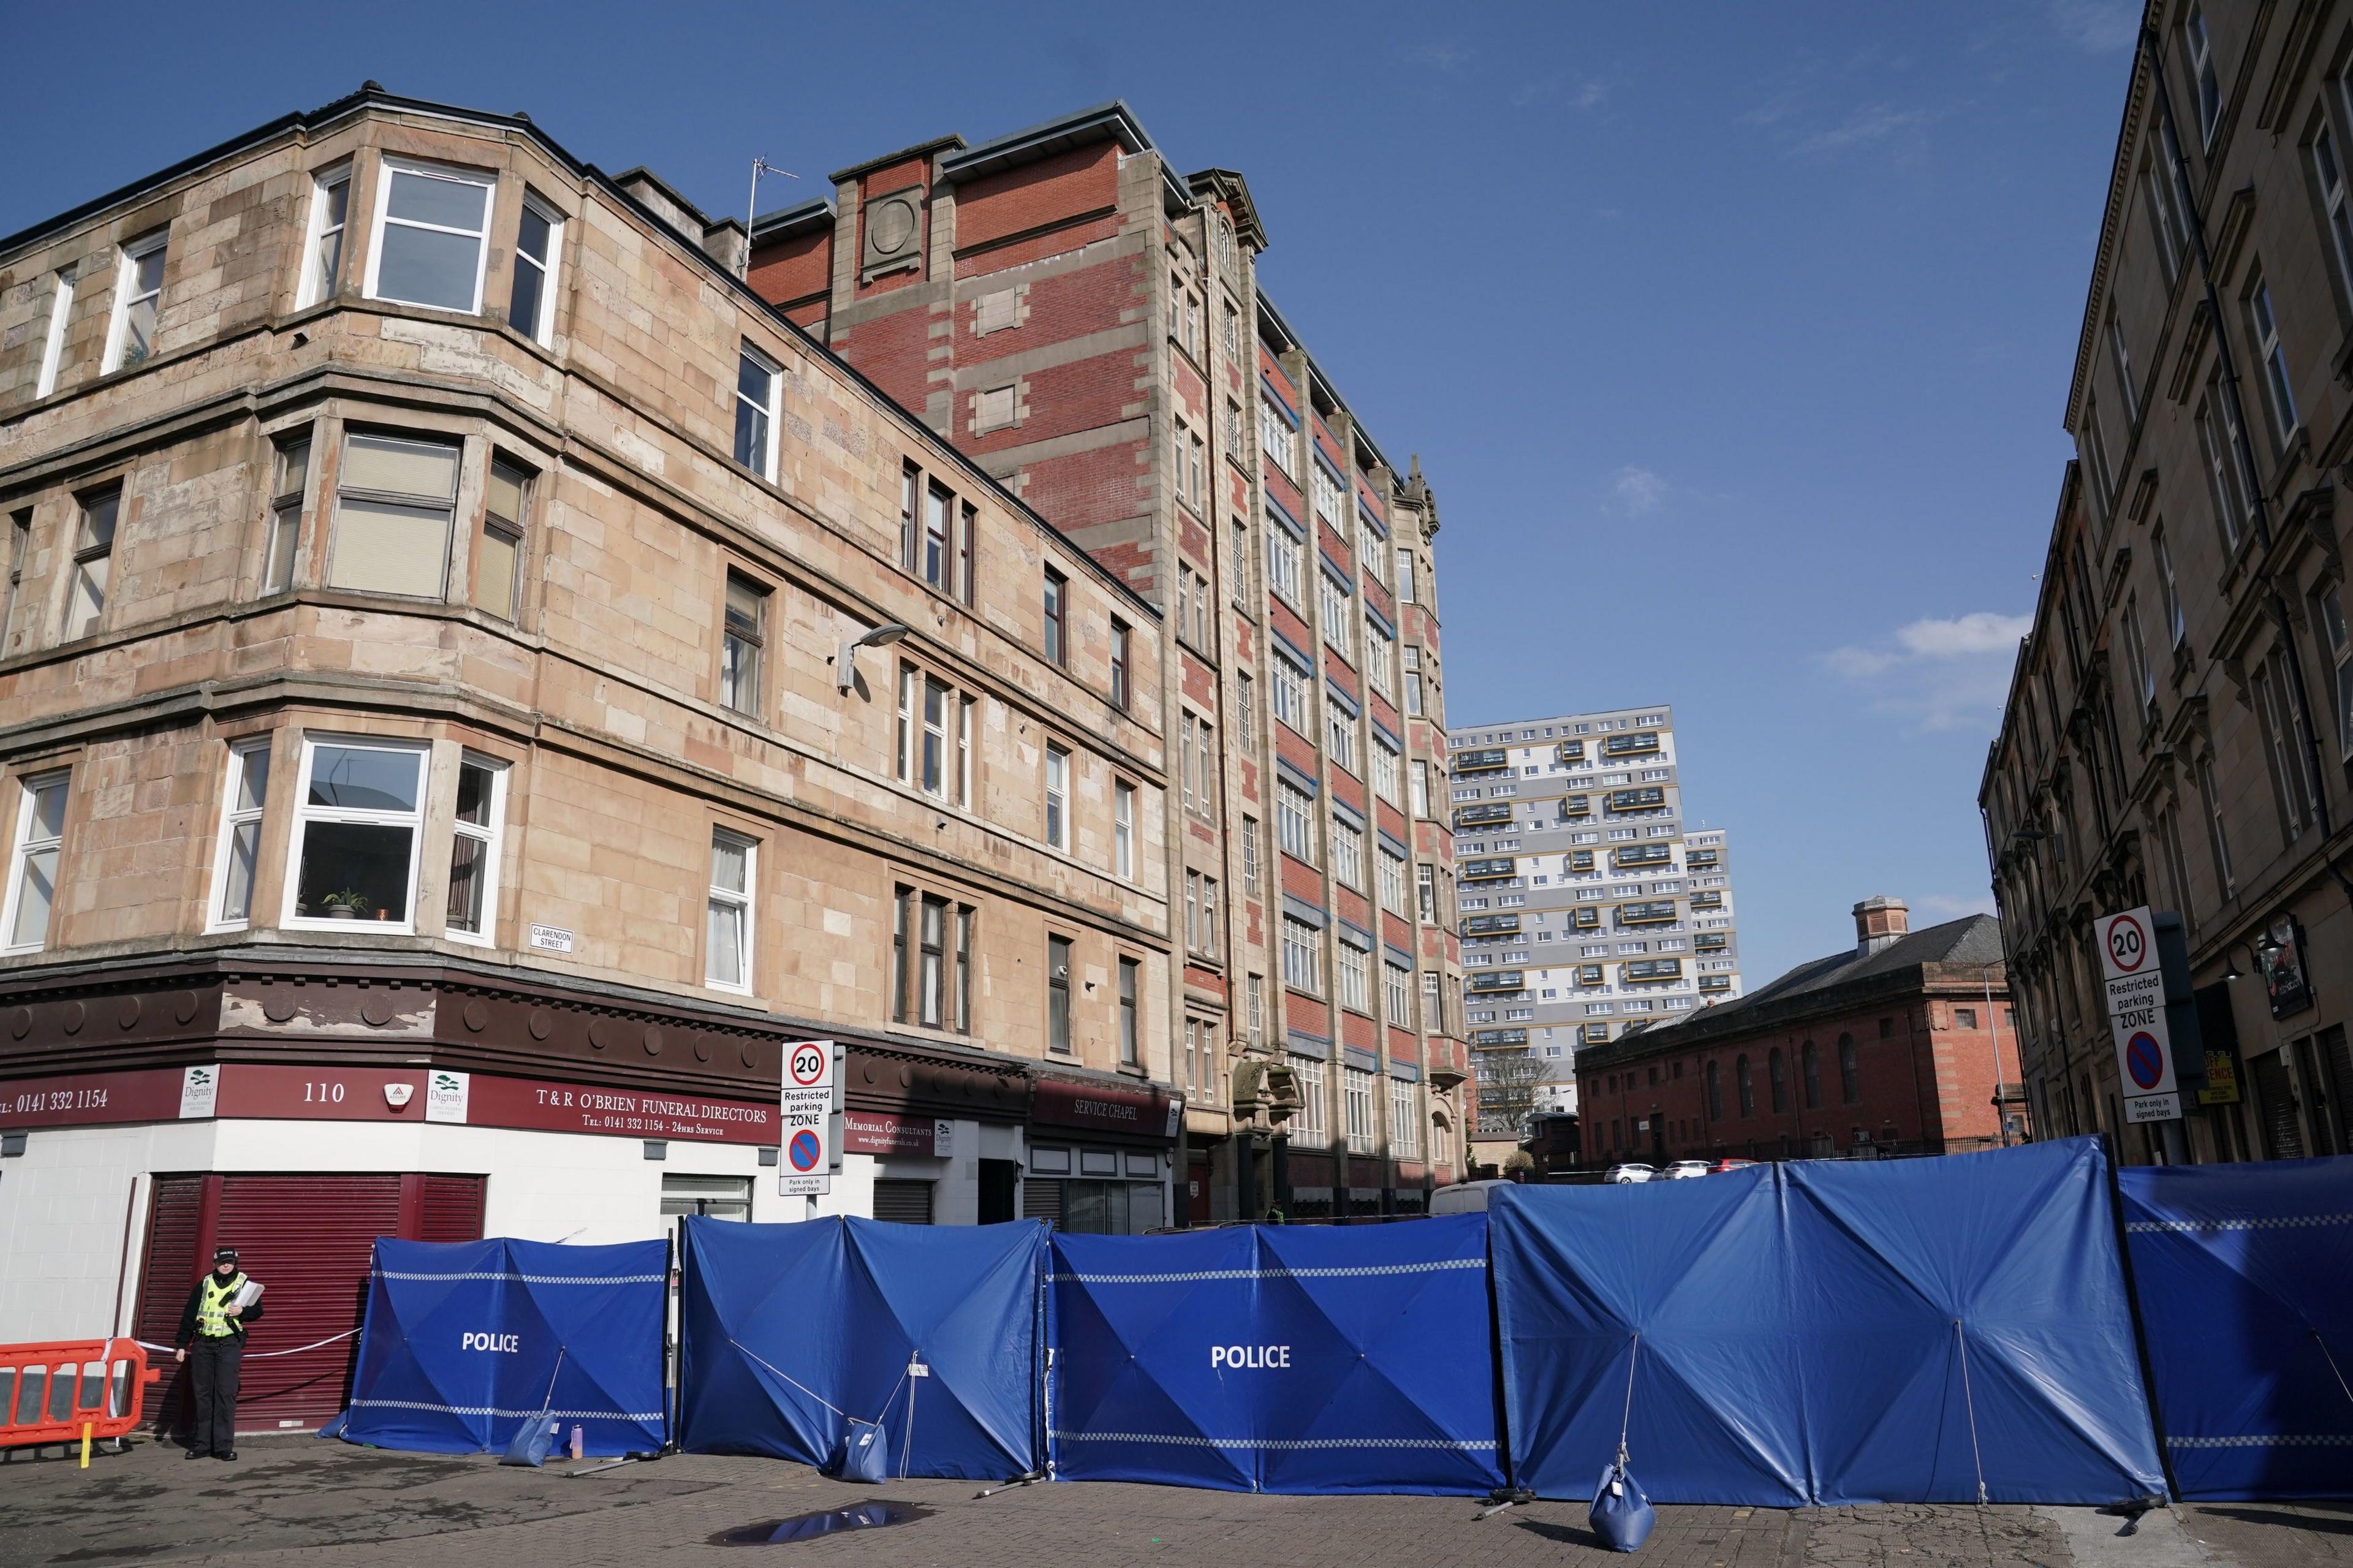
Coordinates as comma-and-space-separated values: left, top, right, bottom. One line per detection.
1853, 896, 1909, 957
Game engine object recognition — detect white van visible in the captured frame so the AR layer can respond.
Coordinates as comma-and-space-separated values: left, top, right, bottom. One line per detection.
1428, 1179, 1518, 1214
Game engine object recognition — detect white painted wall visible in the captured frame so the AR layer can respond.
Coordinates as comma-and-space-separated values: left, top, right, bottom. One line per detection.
0, 1114, 1082, 1344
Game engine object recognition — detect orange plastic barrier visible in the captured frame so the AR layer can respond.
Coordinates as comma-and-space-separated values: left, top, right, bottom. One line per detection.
0, 1339, 161, 1449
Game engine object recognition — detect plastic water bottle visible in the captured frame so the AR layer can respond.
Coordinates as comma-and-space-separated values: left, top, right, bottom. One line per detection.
569, 1424, 583, 1460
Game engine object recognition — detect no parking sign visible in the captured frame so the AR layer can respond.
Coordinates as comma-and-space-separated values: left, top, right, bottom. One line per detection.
2097, 907, 2180, 1123
778, 1040, 839, 1195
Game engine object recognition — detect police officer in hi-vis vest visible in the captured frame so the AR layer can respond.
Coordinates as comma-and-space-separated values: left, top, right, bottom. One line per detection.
173, 1246, 263, 1461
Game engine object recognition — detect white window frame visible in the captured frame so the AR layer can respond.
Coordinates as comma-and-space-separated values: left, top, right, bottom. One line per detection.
363, 157, 495, 316
2106, 310, 2138, 426
1290, 1055, 1328, 1146
297, 163, 353, 309
1385, 960, 1413, 1023
1277, 781, 1316, 864
1271, 657, 1306, 732
281, 737, 430, 933
2249, 278, 2299, 445
1379, 847, 1408, 914
444, 751, 509, 946
510, 192, 563, 346
1266, 521, 1303, 605
35, 269, 75, 398
735, 343, 781, 481
1332, 818, 1365, 890
1281, 915, 1322, 994
2186, 2, 2221, 146
1390, 1078, 1419, 1159
207, 739, 273, 933
1115, 780, 1135, 881
1394, 545, 1416, 604
1338, 942, 1370, 1012
2156, 528, 2184, 648
706, 827, 756, 993
1326, 704, 1356, 774
2, 770, 70, 954
1373, 738, 1400, 805
1045, 742, 1071, 852
1344, 1068, 1376, 1153
2320, 121, 2353, 299
102, 231, 168, 374
1259, 398, 1295, 478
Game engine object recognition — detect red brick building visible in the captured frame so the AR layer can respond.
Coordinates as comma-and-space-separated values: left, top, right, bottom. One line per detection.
743, 104, 1469, 1220
1575, 898, 2026, 1165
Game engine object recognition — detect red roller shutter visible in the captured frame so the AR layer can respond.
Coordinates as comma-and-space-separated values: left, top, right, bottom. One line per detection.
131, 1170, 490, 1434
132, 1176, 207, 1439
216, 1175, 402, 1431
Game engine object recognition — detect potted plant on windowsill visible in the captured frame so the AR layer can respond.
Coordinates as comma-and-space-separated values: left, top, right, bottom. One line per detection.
323, 889, 369, 920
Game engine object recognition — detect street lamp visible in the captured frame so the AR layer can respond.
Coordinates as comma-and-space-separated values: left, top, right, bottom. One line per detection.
2221, 933, 2281, 982
834, 621, 910, 694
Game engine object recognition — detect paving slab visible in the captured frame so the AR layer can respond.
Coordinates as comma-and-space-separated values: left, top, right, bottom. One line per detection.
0, 1436, 2341, 1568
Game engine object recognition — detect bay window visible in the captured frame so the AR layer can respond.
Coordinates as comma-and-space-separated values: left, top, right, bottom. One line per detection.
328, 433, 459, 599
300, 165, 350, 308
286, 739, 427, 928
509, 194, 561, 344
264, 437, 309, 596
208, 741, 271, 930
476, 458, 529, 621
366, 160, 493, 314
444, 754, 507, 942
66, 488, 119, 639
3, 771, 69, 953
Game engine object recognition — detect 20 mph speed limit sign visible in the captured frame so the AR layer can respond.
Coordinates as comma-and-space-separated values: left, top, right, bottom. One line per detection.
2096, 907, 2180, 1123
778, 1040, 839, 1195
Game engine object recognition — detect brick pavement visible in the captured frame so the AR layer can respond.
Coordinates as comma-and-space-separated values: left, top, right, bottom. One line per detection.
0, 1436, 2339, 1567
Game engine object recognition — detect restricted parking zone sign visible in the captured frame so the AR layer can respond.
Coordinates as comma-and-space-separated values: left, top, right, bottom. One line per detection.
778, 1040, 839, 1195
2097, 907, 2180, 1123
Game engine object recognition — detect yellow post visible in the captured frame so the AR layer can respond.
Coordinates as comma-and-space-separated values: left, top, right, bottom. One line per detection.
80, 1421, 92, 1468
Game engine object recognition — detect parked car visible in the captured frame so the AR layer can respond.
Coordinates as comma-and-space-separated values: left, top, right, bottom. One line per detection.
1662, 1161, 1711, 1180
1708, 1158, 1759, 1175
1429, 1178, 1517, 1214
1604, 1163, 1656, 1184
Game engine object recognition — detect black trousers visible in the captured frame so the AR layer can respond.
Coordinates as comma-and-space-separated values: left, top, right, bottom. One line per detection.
187, 1335, 243, 1455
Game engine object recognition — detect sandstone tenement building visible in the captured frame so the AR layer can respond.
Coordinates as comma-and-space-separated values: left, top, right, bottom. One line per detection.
0, 88, 1468, 1420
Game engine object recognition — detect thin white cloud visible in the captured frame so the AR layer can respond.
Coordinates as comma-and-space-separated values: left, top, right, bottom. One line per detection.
1823, 612, 2029, 732
1914, 892, 1999, 921
2051, 0, 2139, 53
1896, 610, 2033, 657
1792, 104, 1934, 156
1612, 466, 1667, 514
1408, 43, 1474, 75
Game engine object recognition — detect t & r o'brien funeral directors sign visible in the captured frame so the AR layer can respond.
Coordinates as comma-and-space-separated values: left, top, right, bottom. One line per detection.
2098, 906, 2181, 1124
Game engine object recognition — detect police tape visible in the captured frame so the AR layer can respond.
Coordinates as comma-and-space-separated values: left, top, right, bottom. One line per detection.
132, 1329, 360, 1360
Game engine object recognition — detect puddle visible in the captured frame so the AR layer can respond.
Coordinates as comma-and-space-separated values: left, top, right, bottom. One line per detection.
710, 1501, 930, 1545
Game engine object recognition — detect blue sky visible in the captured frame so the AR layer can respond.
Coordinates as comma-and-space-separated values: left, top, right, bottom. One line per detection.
0, 1, 2137, 986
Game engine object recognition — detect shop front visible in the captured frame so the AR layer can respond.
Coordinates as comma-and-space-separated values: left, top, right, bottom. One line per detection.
1023, 1074, 1180, 1233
